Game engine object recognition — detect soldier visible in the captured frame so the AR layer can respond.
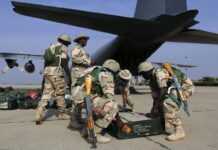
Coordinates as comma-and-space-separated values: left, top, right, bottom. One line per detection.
116, 69, 134, 110
138, 61, 194, 141
35, 34, 72, 125
138, 62, 164, 118
71, 35, 91, 87
70, 59, 120, 144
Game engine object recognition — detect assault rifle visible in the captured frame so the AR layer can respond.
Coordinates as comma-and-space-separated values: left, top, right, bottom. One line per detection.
84, 75, 97, 148
163, 64, 190, 117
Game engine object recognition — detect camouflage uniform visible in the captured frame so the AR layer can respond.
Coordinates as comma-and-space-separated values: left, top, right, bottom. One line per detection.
138, 61, 194, 141
36, 35, 71, 124
163, 75, 194, 141
71, 59, 120, 143
148, 68, 168, 117
71, 44, 91, 87
71, 66, 118, 128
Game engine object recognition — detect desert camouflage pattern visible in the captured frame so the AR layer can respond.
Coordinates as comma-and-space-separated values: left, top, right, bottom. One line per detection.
38, 75, 65, 109
93, 71, 118, 128
36, 43, 69, 121
71, 68, 118, 128
43, 42, 68, 76
182, 78, 194, 100
71, 44, 91, 86
153, 67, 194, 135
71, 44, 91, 66
98, 71, 115, 99
163, 94, 182, 130
92, 96, 119, 128
71, 66, 87, 87
148, 68, 170, 115
154, 68, 170, 89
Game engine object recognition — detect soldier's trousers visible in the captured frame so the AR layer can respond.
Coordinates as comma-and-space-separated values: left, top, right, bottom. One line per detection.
163, 98, 182, 130
71, 66, 87, 87
151, 90, 163, 115
38, 75, 65, 111
92, 96, 119, 129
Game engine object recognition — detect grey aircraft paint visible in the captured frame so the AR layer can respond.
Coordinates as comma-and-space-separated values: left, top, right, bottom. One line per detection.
11, 0, 218, 74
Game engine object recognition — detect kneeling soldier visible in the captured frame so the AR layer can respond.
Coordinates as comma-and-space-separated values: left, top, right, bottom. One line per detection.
70, 59, 120, 143
138, 61, 194, 141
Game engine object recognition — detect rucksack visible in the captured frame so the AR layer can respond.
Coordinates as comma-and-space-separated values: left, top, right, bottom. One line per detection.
172, 67, 187, 84
44, 44, 62, 66
76, 66, 105, 96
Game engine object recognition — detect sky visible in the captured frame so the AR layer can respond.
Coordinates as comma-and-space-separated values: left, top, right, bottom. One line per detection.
0, 0, 218, 84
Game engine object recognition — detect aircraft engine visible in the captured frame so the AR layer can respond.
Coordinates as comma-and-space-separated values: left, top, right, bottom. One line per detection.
24, 60, 35, 73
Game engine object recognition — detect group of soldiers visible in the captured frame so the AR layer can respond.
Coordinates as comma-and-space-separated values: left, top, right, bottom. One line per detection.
35, 33, 194, 144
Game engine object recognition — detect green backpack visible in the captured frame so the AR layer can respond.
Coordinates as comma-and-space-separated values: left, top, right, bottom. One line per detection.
44, 44, 62, 66
172, 67, 187, 84
76, 66, 105, 96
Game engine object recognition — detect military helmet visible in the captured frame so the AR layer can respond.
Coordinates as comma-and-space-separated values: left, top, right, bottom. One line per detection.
58, 34, 71, 44
119, 69, 132, 80
103, 59, 120, 73
74, 34, 89, 43
138, 61, 154, 73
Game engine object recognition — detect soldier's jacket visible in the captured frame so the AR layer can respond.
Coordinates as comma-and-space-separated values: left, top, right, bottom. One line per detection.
71, 44, 91, 66
98, 70, 115, 99
72, 67, 114, 104
150, 67, 194, 100
149, 68, 169, 92
44, 42, 69, 76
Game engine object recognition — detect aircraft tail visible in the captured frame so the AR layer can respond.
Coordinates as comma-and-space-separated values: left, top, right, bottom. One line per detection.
135, 0, 187, 20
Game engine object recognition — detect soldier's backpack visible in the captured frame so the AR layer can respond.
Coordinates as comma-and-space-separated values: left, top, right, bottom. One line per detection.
172, 67, 187, 84
44, 44, 62, 66
76, 66, 106, 96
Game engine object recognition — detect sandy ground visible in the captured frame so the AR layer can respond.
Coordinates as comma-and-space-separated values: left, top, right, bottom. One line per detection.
0, 86, 218, 150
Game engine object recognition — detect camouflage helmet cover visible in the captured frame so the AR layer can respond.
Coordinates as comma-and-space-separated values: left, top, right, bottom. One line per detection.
103, 59, 120, 73
138, 61, 154, 73
58, 34, 71, 44
118, 69, 132, 80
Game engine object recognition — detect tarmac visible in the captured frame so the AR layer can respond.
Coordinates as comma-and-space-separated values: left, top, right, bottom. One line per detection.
0, 86, 218, 150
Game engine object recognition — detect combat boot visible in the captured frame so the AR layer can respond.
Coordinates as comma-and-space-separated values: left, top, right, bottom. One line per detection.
35, 107, 44, 125
68, 113, 83, 129
166, 126, 185, 141
127, 99, 134, 110
165, 122, 175, 135
94, 125, 111, 144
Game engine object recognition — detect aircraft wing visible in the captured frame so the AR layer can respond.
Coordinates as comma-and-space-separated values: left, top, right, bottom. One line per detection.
152, 61, 197, 68
11, 1, 159, 36
168, 29, 218, 44
0, 52, 43, 60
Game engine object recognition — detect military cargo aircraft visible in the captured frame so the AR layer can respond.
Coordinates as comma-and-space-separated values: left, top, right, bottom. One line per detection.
0, 51, 196, 75
11, 0, 218, 74
0, 52, 42, 74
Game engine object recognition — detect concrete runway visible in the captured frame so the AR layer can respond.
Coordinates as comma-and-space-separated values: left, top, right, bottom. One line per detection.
0, 86, 218, 150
